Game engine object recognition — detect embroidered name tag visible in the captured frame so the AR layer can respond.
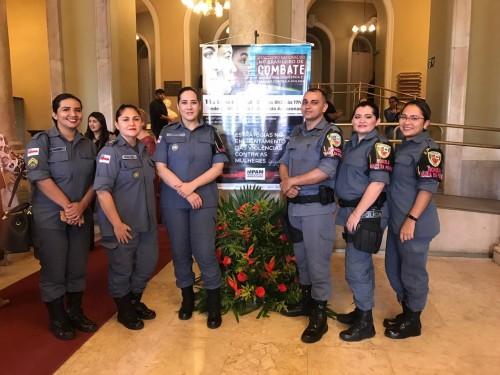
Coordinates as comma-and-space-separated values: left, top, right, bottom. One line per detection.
165, 133, 185, 137
99, 154, 111, 164
50, 147, 67, 152
122, 154, 138, 160
27, 148, 39, 157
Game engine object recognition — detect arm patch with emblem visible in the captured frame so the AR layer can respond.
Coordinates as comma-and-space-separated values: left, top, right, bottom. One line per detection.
321, 129, 343, 159
368, 141, 393, 172
212, 128, 228, 156
417, 147, 443, 181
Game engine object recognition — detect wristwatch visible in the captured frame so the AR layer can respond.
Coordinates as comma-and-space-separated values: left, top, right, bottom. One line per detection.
406, 213, 418, 222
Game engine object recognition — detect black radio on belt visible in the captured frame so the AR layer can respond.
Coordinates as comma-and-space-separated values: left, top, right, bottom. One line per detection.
287, 185, 335, 205
319, 185, 335, 205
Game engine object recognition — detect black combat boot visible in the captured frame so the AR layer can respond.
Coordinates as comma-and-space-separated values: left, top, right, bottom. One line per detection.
383, 302, 408, 328
130, 292, 156, 320
336, 307, 360, 325
46, 296, 75, 340
339, 309, 376, 342
281, 284, 312, 317
206, 288, 222, 329
114, 294, 144, 330
385, 309, 421, 339
178, 286, 195, 320
66, 291, 98, 332
301, 299, 328, 343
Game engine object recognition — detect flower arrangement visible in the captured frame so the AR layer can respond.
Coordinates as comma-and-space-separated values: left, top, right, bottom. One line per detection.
196, 186, 301, 320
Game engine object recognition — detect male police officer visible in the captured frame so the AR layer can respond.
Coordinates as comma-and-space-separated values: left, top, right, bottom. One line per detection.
279, 88, 343, 343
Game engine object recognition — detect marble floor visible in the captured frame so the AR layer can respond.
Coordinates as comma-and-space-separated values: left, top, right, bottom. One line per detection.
19, 253, 493, 375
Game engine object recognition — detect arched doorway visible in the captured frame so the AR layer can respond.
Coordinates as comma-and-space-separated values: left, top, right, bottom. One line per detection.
136, 35, 152, 112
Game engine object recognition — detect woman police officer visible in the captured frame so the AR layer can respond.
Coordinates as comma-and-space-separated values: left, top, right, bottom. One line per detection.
25, 93, 97, 340
384, 99, 443, 339
335, 101, 393, 341
154, 86, 228, 329
94, 104, 158, 330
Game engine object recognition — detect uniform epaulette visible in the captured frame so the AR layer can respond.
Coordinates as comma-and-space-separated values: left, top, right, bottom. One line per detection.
32, 130, 48, 140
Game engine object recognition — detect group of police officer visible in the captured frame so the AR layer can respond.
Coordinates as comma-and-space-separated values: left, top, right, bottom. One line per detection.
279, 88, 443, 344
25, 89, 229, 340
25, 88, 442, 345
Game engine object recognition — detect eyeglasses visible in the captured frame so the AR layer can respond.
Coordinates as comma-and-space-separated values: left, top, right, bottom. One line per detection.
399, 114, 425, 122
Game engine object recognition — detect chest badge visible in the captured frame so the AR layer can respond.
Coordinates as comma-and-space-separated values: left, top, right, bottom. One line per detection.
27, 157, 38, 169
132, 171, 140, 179
171, 144, 179, 152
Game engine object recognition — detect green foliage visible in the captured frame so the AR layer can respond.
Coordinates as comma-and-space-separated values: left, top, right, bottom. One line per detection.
195, 186, 300, 320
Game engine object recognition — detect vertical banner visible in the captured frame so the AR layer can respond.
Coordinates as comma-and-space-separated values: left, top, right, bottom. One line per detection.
201, 44, 312, 190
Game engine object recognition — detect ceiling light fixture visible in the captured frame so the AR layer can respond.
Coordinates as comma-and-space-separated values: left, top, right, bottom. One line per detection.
181, 0, 230, 17
352, 0, 376, 33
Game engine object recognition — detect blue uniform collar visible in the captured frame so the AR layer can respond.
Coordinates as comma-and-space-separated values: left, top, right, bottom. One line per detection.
405, 130, 430, 144
301, 117, 329, 133
167, 121, 207, 132
116, 134, 146, 154
48, 125, 84, 143
351, 129, 378, 145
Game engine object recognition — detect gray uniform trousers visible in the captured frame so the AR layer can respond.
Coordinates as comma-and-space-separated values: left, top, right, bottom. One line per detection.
102, 228, 158, 298
36, 224, 91, 302
289, 213, 335, 301
385, 229, 431, 311
163, 206, 221, 290
345, 242, 375, 311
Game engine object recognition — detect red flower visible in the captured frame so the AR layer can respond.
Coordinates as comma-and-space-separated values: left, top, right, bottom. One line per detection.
285, 255, 296, 264
252, 203, 261, 214
227, 276, 240, 296
240, 226, 252, 242
279, 233, 288, 242
223, 256, 232, 266
264, 256, 275, 273
215, 247, 223, 264
255, 286, 266, 298
243, 244, 256, 265
277, 283, 287, 293
216, 223, 227, 231
237, 202, 250, 217
236, 272, 248, 282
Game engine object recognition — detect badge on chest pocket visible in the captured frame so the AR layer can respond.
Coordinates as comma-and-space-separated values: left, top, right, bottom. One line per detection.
171, 144, 179, 152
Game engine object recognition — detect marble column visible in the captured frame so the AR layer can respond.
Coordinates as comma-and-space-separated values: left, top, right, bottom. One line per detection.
443, 0, 471, 195
0, 0, 17, 142
229, 0, 276, 44
46, 0, 65, 97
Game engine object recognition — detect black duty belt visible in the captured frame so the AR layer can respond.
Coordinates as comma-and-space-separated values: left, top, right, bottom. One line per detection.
338, 192, 386, 208
288, 194, 322, 204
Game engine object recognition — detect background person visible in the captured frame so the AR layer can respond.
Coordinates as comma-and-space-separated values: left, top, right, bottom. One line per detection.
384, 100, 443, 339
154, 87, 228, 329
84, 112, 111, 152
335, 102, 393, 342
279, 88, 343, 344
25, 93, 97, 340
94, 104, 158, 331
149, 89, 169, 138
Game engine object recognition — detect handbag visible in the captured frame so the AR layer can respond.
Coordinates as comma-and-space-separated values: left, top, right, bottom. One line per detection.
0, 166, 33, 253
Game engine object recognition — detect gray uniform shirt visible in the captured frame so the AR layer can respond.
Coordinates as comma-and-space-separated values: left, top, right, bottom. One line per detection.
153, 122, 228, 209
94, 135, 156, 237
279, 118, 343, 216
388, 131, 443, 238
335, 130, 392, 225
25, 126, 96, 229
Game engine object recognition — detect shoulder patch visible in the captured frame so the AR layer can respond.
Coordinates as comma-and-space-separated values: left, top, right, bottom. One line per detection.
27, 157, 38, 169
417, 147, 443, 181
321, 129, 343, 159
368, 142, 393, 172
99, 154, 111, 164
157, 135, 162, 144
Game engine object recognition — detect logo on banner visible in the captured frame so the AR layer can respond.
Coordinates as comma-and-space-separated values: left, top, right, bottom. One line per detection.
245, 168, 265, 181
